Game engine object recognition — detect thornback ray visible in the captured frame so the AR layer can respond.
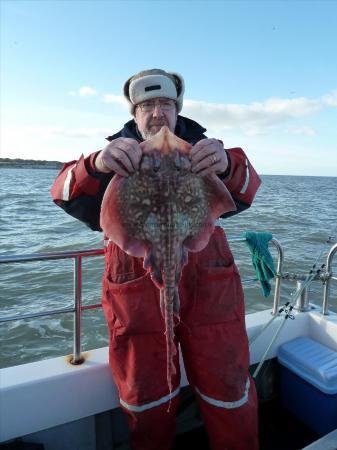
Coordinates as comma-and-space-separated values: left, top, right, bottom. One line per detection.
100, 126, 237, 398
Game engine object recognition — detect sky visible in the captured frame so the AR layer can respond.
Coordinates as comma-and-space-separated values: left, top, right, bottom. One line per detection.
1, 0, 337, 176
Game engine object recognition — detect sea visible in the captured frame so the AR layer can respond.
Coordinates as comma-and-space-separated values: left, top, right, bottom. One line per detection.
0, 167, 336, 369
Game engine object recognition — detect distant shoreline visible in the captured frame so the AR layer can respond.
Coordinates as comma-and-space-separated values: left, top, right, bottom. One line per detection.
0, 158, 63, 170
0, 159, 334, 177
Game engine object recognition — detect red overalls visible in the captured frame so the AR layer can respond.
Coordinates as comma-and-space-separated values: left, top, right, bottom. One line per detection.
102, 227, 258, 450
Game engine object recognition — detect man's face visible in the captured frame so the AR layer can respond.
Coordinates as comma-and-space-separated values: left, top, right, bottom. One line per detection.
134, 97, 178, 140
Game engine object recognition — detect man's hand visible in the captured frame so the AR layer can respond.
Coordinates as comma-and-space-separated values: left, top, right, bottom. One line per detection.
95, 138, 142, 176
190, 139, 228, 177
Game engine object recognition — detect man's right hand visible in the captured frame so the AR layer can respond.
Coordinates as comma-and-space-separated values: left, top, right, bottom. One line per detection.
95, 138, 142, 176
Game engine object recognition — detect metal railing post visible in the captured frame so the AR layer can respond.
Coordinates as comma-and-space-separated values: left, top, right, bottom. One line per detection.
293, 280, 311, 311
322, 243, 337, 315
72, 255, 83, 364
270, 238, 283, 315
0, 249, 105, 365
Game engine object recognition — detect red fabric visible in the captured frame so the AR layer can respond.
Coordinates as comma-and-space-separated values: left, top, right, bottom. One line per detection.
74, 154, 101, 196
224, 148, 261, 205
101, 227, 258, 450
50, 153, 101, 202
198, 375, 258, 450
86, 150, 101, 173
50, 159, 77, 201
126, 396, 180, 450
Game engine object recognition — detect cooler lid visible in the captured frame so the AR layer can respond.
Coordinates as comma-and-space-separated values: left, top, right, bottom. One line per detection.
278, 337, 337, 394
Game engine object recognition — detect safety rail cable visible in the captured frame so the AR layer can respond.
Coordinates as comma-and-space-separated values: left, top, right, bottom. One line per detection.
251, 275, 318, 379
251, 268, 321, 379
251, 221, 337, 378
0, 248, 104, 364
0, 238, 283, 364
252, 302, 295, 379
249, 267, 318, 348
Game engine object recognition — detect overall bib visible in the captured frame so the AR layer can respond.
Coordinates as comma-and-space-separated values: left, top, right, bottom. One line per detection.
102, 227, 258, 450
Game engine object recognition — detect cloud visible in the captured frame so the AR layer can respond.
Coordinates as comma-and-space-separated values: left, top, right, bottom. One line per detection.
1, 125, 113, 162
182, 94, 327, 136
39, 126, 111, 139
52, 127, 112, 138
68, 86, 97, 97
322, 90, 337, 106
103, 94, 127, 107
66, 86, 336, 138
3, 125, 111, 140
286, 126, 317, 137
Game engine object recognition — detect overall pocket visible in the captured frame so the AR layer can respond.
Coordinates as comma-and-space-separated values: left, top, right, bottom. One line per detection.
104, 273, 164, 336
193, 262, 243, 325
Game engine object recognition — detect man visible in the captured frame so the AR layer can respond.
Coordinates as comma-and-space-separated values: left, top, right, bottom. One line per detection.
51, 69, 261, 450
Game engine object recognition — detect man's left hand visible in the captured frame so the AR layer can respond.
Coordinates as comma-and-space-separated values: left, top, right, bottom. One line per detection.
190, 139, 228, 177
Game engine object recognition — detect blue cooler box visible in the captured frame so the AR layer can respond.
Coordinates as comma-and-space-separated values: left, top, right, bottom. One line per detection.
278, 337, 337, 435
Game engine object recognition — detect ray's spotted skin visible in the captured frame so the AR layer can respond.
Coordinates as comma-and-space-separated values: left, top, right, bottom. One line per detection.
100, 126, 237, 394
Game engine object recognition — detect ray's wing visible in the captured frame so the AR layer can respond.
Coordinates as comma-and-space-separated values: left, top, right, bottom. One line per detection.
183, 173, 237, 252
100, 172, 155, 257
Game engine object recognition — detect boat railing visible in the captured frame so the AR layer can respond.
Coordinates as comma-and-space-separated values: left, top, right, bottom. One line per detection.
6, 237, 336, 364
322, 243, 337, 315
0, 248, 104, 365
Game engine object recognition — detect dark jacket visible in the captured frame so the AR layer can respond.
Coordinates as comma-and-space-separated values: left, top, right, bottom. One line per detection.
51, 115, 261, 231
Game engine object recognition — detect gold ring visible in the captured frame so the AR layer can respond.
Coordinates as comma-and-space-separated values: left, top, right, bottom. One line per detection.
211, 155, 217, 164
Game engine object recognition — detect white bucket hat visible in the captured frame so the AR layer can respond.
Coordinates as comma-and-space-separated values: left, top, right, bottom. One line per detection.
123, 69, 185, 114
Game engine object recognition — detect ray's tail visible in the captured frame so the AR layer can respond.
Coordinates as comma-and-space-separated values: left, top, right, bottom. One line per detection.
159, 172, 181, 409
160, 285, 179, 392
160, 284, 179, 413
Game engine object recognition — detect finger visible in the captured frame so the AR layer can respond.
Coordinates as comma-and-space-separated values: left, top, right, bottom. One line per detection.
126, 142, 142, 171
112, 140, 141, 171
114, 138, 139, 151
196, 162, 224, 177
190, 141, 208, 160
191, 153, 217, 173
191, 150, 217, 167
108, 147, 134, 173
191, 143, 219, 165
101, 151, 130, 175
101, 153, 131, 177
122, 138, 140, 146
190, 139, 216, 157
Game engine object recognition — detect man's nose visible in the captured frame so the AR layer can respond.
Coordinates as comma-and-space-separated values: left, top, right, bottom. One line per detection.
152, 104, 164, 117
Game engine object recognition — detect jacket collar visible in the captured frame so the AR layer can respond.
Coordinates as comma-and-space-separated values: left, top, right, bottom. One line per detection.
106, 115, 207, 144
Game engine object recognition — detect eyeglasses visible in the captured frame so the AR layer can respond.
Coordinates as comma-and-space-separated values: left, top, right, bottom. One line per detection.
137, 100, 176, 112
